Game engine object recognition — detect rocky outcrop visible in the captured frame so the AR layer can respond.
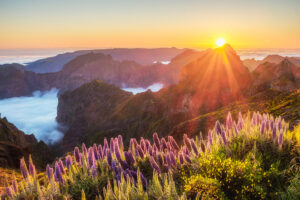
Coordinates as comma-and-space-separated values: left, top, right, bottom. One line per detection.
0, 116, 36, 168
57, 80, 133, 150
0, 64, 49, 98
0, 116, 56, 169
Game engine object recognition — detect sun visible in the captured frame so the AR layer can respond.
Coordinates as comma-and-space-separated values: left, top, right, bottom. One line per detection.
216, 38, 226, 47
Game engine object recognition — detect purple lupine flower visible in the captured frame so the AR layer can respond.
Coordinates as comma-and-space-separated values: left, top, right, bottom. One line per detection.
74, 147, 81, 163
66, 155, 73, 169
183, 134, 192, 151
169, 152, 177, 167
110, 138, 115, 153
91, 166, 97, 178
226, 112, 233, 130
237, 112, 244, 130
150, 156, 161, 173
161, 138, 168, 151
46, 164, 53, 181
132, 138, 139, 147
6, 187, 13, 197
152, 147, 157, 157
125, 151, 135, 166
136, 145, 145, 159
118, 135, 124, 150
106, 149, 112, 166
153, 143, 158, 152
58, 159, 66, 174
114, 142, 122, 162
215, 121, 222, 135
93, 144, 100, 160
272, 123, 277, 140
190, 139, 199, 155
153, 132, 161, 149
145, 139, 151, 151
12, 177, 18, 193
20, 158, 28, 181
168, 136, 180, 151
183, 146, 190, 156
208, 130, 213, 145
184, 153, 192, 163
166, 141, 172, 152
179, 153, 185, 164
156, 153, 164, 166
104, 138, 109, 150
28, 155, 36, 177
55, 162, 64, 184
140, 172, 148, 189
82, 143, 88, 156
221, 130, 228, 145
140, 138, 146, 152
166, 154, 172, 167
88, 147, 95, 169
98, 144, 104, 159
260, 121, 265, 135
278, 129, 283, 146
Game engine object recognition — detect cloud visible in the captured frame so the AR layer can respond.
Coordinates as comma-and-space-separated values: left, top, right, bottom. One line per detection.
122, 83, 164, 95
0, 89, 63, 144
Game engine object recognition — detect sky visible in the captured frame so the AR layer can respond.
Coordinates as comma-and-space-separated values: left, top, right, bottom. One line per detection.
0, 0, 299, 49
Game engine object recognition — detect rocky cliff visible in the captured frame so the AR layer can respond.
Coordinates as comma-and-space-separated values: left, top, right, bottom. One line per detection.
0, 116, 57, 169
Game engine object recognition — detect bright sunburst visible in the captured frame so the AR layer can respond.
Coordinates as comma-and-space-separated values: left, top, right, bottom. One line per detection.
216, 38, 226, 47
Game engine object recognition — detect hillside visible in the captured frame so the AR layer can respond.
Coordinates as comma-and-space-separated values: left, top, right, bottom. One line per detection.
3, 112, 300, 199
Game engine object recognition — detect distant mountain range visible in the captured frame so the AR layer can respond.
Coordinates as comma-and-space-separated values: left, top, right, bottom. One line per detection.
26, 48, 186, 73
243, 54, 300, 71
0, 45, 299, 166
0, 48, 203, 99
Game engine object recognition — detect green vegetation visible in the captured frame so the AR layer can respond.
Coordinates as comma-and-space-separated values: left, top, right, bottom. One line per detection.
3, 112, 300, 199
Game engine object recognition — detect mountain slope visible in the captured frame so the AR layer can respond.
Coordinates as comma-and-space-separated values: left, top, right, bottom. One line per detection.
56, 45, 256, 150
252, 59, 300, 91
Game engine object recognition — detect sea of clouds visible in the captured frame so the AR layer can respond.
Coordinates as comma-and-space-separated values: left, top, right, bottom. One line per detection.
0, 89, 63, 144
237, 49, 300, 60
122, 83, 164, 94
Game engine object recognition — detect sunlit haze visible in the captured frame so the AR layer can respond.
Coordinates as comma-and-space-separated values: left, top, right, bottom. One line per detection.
0, 0, 299, 49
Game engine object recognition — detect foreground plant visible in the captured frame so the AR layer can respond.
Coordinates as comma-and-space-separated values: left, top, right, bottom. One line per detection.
5, 111, 300, 200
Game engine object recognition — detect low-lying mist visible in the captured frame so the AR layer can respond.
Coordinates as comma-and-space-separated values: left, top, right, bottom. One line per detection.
122, 83, 164, 94
0, 89, 63, 144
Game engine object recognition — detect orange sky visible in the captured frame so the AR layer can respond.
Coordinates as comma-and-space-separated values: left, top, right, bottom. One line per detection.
0, 0, 299, 49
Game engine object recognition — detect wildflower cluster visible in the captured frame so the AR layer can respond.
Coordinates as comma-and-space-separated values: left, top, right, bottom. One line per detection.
5, 111, 299, 200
